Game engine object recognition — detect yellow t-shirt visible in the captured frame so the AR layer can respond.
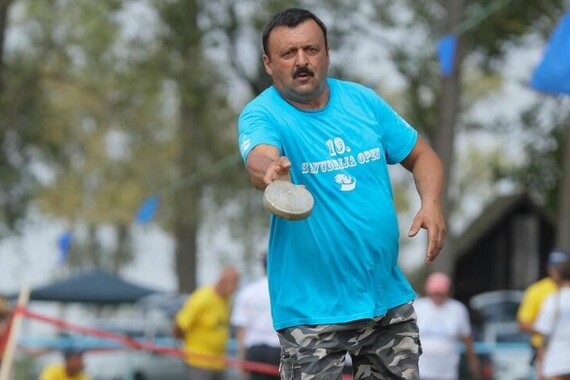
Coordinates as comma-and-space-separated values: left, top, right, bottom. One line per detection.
175, 286, 230, 370
39, 364, 91, 380
517, 277, 558, 348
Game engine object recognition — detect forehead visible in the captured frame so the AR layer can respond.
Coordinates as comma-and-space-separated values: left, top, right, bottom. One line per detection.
267, 19, 325, 52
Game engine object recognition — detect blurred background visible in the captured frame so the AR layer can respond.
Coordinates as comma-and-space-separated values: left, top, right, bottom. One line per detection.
0, 0, 569, 379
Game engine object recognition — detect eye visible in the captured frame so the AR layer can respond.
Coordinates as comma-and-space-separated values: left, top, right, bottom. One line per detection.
282, 50, 295, 59
306, 46, 319, 55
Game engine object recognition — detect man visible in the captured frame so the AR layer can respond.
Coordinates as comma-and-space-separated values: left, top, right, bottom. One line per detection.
39, 349, 91, 380
231, 254, 280, 380
237, 7, 446, 380
414, 272, 480, 380
173, 266, 240, 380
517, 249, 564, 378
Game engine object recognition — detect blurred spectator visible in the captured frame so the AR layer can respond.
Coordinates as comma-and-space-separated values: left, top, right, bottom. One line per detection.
39, 348, 91, 380
534, 250, 570, 380
231, 254, 280, 380
173, 266, 240, 380
415, 272, 480, 380
517, 249, 562, 377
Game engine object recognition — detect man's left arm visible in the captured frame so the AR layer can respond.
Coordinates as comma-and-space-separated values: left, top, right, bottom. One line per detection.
461, 335, 481, 379
401, 138, 446, 264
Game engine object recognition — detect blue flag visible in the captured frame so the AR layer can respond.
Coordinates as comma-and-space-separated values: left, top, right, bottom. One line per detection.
57, 231, 72, 264
437, 34, 457, 77
135, 196, 159, 224
530, 11, 570, 95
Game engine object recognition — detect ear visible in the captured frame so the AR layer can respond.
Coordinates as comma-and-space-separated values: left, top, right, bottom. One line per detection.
262, 54, 272, 76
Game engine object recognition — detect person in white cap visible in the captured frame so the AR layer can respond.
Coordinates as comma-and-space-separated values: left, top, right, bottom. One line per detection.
534, 249, 570, 380
518, 248, 568, 379
414, 272, 480, 380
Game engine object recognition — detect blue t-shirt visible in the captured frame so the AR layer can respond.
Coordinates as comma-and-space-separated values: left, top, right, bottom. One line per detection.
238, 78, 418, 330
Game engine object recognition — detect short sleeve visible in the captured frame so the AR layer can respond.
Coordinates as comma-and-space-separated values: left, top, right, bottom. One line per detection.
237, 104, 282, 162
175, 290, 206, 331
534, 293, 557, 336
230, 287, 249, 327
517, 287, 539, 324
457, 303, 472, 337
373, 96, 418, 165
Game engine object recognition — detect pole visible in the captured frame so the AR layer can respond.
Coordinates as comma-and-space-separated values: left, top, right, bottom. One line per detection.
556, 119, 570, 251
0, 286, 30, 380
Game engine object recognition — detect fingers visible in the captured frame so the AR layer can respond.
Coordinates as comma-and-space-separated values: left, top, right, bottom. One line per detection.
408, 218, 422, 237
263, 156, 292, 184
274, 156, 292, 177
425, 223, 446, 264
408, 212, 446, 265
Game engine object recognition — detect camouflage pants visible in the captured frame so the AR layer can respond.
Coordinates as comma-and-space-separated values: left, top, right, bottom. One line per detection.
277, 303, 420, 380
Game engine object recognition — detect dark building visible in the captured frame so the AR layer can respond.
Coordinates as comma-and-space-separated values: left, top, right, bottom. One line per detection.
450, 193, 556, 306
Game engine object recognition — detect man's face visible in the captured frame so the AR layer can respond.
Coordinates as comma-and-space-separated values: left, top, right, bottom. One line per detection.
263, 19, 330, 109
219, 267, 240, 297
65, 354, 85, 376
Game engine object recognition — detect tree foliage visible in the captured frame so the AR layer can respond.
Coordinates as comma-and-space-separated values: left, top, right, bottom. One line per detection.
6, 0, 178, 271
0, 0, 41, 236
1, 0, 568, 284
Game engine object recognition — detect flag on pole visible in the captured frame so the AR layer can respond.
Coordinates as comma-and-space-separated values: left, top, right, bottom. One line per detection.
437, 34, 458, 77
134, 196, 160, 224
57, 231, 72, 265
530, 11, 570, 95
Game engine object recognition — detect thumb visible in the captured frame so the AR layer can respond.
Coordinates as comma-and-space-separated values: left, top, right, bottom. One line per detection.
408, 218, 422, 237
275, 156, 292, 172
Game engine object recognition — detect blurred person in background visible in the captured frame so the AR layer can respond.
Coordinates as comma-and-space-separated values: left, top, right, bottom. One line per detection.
39, 348, 91, 380
518, 249, 564, 378
534, 250, 570, 380
173, 266, 240, 380
414, 272, 480, 380
231, 254, 280, 380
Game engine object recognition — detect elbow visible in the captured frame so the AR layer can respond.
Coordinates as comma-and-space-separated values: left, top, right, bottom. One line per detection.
172, 323, 184, 339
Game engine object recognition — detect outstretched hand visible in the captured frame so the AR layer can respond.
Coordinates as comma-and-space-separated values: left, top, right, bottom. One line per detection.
408, 202, 446, 264
263, 156, 292, 185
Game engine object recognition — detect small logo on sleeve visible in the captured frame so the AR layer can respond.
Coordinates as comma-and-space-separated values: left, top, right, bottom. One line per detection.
240, 135, 251, 154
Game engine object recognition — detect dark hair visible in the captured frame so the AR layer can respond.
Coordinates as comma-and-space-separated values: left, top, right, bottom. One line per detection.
262, 8, 328, 55
63, 348, 84, 359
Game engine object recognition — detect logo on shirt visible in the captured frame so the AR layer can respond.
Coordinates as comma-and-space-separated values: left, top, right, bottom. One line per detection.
240, 135, 251, 154
335, 173, 356, 191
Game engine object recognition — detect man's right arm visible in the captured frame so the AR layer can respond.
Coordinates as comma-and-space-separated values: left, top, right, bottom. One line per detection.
172, 294, 200, 340
246, 144, 291, 190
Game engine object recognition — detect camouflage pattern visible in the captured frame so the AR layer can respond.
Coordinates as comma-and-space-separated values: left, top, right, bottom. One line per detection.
277, 303, 421, 380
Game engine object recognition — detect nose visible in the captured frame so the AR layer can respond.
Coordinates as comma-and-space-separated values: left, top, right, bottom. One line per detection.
295, 50, 309, 66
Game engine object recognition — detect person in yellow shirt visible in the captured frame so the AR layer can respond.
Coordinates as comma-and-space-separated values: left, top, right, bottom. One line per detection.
39, 349, 91, 380
173, 266, 239, 380
517, 250, 563, 379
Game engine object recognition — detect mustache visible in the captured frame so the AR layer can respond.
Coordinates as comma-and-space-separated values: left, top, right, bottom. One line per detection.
293, 67, 314, 78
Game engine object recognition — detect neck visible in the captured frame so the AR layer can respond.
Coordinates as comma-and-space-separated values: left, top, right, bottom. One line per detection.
290, 90, 329, 110
281, 81, 330, 111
